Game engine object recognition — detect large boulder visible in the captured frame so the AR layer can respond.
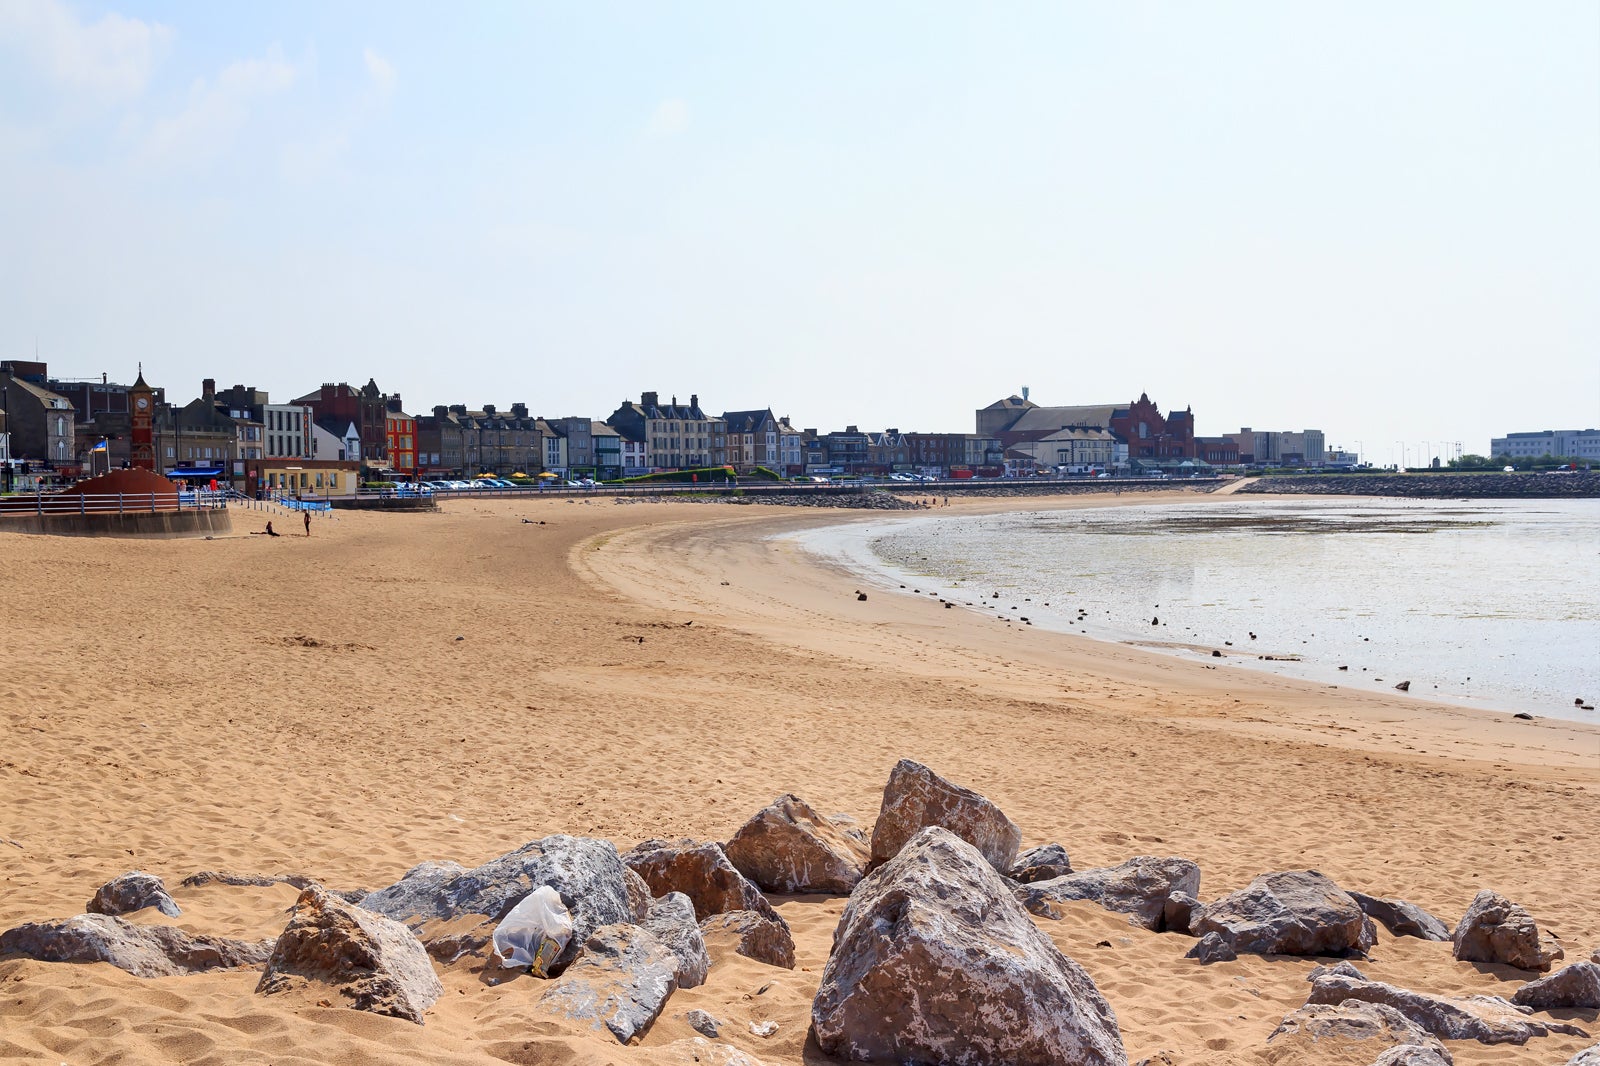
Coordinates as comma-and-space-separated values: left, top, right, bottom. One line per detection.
1512, 961, 1600, 1010
1567, 1047, 1600, 1066
1191, 870, 1376, 957
0, 913, 271, 978
698, 910, 795, 970
1371, 1046, 1454, 1066
645, 892, 710, 989
869, 759, 1022, 872
813, 826, 1126, 1066
1350, 891, 1451, 942
537, 924, 679, 1044
1451, 890, 1564, 972
1010, 843, 1073, 884
359, 835, 634, 968
624, 839, 783, 924
257, 886, 442, 1025
1268, 999, 1450, 1063
1306, 973, 1588, 1045
723, 794, 870, 894
1016, 856, 1200, 931
86, 871, 182, 918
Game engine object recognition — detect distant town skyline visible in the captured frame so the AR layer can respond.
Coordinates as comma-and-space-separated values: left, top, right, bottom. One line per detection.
2, 1, 1596, 462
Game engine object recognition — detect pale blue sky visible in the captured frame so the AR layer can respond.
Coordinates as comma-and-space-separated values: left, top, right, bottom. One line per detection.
2, 0, 1596, 462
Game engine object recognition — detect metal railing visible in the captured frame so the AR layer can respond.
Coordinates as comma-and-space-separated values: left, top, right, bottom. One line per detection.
0, 489, 229, 516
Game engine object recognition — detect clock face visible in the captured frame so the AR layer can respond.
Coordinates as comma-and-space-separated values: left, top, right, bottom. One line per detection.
135, 397, 149, 410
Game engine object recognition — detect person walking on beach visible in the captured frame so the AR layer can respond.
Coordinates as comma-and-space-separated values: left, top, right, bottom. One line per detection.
303, 511, 311, 537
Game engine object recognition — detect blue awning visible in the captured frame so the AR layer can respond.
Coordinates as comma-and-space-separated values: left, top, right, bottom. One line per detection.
165, 467, 224, 478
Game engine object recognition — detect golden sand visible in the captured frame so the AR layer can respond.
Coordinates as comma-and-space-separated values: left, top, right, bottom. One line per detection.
1, 492, 1595, 1064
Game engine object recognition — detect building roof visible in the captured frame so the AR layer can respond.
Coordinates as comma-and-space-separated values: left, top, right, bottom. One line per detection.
3, 376, 74, 409
721, 409, 774, 433
982, 395, 1037, 412
1006, 404, 1124, 434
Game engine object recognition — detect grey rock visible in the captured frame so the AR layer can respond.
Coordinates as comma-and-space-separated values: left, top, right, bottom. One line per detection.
685, 1008, 721, 1038
537, 923, 678, 1044
359, 836, 634, 969
1351, 891, 1452, 941
1371, 1046, 1454, 1066
1512, 961, 1600, 1010
813, 826, 1127, 1066
724, 794, 871, 894
1268, 1000, 1449, 1062
1566, 1046, 1600, 1066
1306, 973, 1589, 1045
624, 839, 784, 926
1010, 843, 1073, 884
1185, 932, 1236, 964
1307, 960, 1367, 982
0, 913, 272, 978
869, 759, 1022, 873
1452, 889, 1564, 972
699, 909, 795, 970
645, 891, 710, 989
87, 871, 181, 918
1191, 870, 1376, 957
1162, 891, 1200, 936
1017, 856, 1201, 931
257, 886, 442, 1025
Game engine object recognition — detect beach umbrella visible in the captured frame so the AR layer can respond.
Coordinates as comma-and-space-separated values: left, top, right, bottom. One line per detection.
537, 472, 558, 479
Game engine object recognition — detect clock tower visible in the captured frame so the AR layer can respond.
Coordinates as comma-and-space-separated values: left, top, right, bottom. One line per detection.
130, 368, 155, 472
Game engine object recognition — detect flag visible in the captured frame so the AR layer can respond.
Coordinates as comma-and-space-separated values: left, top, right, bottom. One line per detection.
91, 439, 109, 453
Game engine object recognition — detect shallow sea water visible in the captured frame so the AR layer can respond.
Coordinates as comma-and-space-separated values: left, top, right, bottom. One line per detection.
793, 497, 1600, 721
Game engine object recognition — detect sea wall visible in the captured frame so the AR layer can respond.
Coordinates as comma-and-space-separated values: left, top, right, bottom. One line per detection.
0, 508, 232, 538
333, 496, 438, 512
1239, 472, 1599, 499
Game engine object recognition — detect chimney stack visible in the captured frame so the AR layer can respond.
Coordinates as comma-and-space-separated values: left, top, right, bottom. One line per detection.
202, 378, 215, 400
641, 391, 659, 408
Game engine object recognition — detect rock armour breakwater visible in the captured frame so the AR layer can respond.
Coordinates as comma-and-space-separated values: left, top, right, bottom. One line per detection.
1241, 472, 1599, 499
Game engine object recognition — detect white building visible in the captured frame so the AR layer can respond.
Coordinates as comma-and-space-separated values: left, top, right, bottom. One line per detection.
312, 419, 361, 462
262, 403, 312, 459
1490, 429, 1600, 461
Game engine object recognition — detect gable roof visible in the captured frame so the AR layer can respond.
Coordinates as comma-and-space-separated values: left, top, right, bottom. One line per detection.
1007, 404, 1124, 434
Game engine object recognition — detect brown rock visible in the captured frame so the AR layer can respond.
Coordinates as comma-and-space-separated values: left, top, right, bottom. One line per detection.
868, 758, 1022, 872
624, 839, 782, 924
1511, 961, 1600, 1010
723, 794, 870, 894
813, 826, 1126, 1066
1268, 1000, 1450, 1062
698, 910, 795, 970
1191, 870, 1376, 957
257, 886, 442, 1025
1452, 890, 1564, 972
1306, 973, 1588, 1045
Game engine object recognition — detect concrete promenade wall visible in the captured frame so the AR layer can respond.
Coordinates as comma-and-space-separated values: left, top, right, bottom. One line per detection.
0, 509, 232, 538
1239, 472, 1599, 499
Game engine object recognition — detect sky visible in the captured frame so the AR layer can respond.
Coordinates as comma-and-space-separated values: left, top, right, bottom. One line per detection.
1, 1, 1596, 465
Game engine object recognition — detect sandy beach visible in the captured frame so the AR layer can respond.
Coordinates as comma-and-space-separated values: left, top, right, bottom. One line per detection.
2, 491, 1596, 1065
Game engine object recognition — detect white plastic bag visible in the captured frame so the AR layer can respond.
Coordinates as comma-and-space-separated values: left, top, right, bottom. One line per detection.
491, 885, 573, 974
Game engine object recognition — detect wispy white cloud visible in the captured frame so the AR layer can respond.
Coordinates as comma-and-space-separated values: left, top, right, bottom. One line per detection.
0, 0, 172, 98
137, 47, 297, 169
647, 98, 690, 138
363, 47, 395, 96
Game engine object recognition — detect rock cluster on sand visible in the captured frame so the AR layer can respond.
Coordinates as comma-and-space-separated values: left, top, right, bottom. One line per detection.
0, 913, 272, 978
868, 758, 1022, 872
723, 794, 871, 894
813, 826, 1126, 1066
86, 871, 182, 918
257, 885, 442, 1025
1015, 856, 1201, 931
1451, 889, 1565, 972
1190, 870, 1376, 957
